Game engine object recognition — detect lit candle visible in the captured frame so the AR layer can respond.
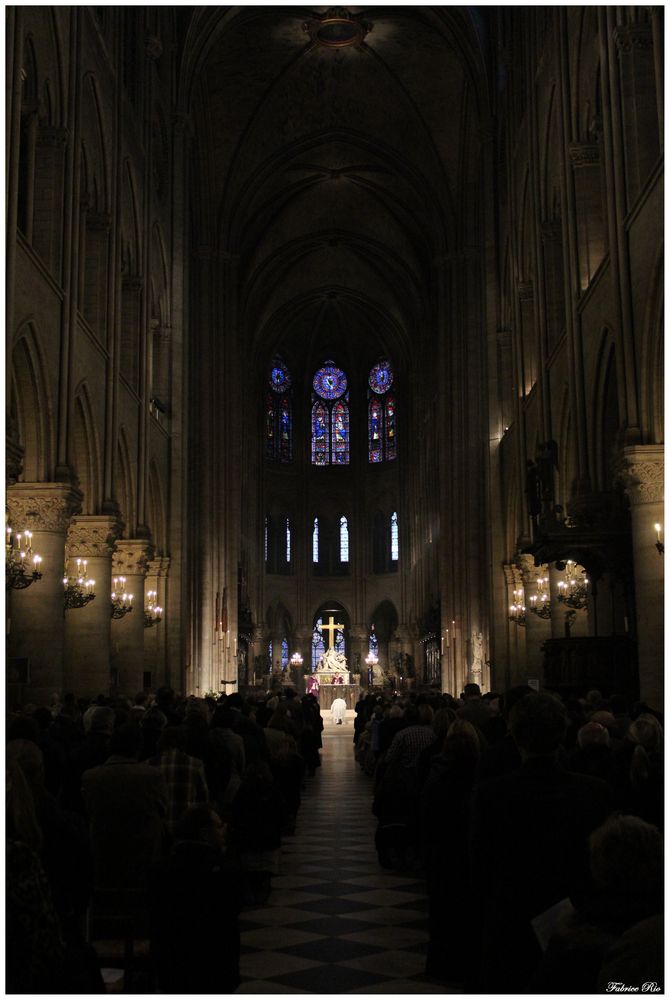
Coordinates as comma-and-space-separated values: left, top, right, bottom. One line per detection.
654, 523, 662, 543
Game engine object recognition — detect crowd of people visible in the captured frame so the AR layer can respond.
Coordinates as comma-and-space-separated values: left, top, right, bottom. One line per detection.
354, 683, 664, 992
6, 679, 663, 995
6, 685, 323, 993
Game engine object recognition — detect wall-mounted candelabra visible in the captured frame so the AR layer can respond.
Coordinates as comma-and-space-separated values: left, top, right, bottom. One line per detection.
6, 524, 43, 590
144, 589, 163, 628
63, 558, 96, 610
111, 576, 133, 620
529, 575, 551, 619
508, 588, 527, 627
557, 560, 589, 610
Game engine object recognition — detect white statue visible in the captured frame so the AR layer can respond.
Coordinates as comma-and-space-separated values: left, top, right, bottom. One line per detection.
318, 647, 348, 673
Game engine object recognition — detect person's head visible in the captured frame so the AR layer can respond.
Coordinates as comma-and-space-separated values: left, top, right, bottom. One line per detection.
586, 689, 604, 709
141, 706, 168, 732
443, 719, 481, 762
462, 683, 481, 701
509, 692, 567, 757
158, 726, 184, 753
500, 685, 533, 721
211, 706, 237, 730
589, 814, 663, 914
389, 704, 404, 720
626, 716, 663, 754
175, 804, 226, 849
109, 724, 142, 759
590, 710, 617, 733
577, 721, 610, 749
134, 691, 148, 708
417, 704, 434, 727
155, 686, 175, 708
432, 707, 457, 740
6, 739, 45, 789
89, 706, 115, 737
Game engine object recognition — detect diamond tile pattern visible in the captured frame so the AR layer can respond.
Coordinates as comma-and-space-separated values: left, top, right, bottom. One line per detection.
237, 722, 435, 993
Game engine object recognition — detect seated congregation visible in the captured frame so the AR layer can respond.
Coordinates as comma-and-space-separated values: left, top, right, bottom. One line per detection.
6, 687, 323, 993
6, 680, 663, 994
354, 684, 664, 993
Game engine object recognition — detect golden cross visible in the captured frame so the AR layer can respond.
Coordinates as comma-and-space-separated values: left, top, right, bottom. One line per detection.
318, 614, 344, 649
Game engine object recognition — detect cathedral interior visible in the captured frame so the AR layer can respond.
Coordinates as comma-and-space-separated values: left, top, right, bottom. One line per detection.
7, 5, 663, 709
5, 6, 665, 993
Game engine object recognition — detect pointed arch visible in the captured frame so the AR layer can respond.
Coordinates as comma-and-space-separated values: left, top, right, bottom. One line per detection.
11, 322, 54, 481
72, 382, 102, 513
115, 428, 136, 536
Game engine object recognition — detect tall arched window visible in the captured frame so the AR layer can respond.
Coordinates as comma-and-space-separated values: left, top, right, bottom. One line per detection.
334, 628, 345, 656
368, 360, 396, 462
369, 625, 378, 657
312, 360, 349, 465
312, 517, 319, 563
265, 358, 292, 462
311, 621, 325, 669
285, 517, 291, 563
391, 511, 399, 562
340, 516, 349, 562
264, 516, 269, 563
281, 638, 289, 670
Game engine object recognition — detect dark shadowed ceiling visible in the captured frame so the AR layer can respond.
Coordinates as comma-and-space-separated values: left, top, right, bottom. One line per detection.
180, 6, 491, 369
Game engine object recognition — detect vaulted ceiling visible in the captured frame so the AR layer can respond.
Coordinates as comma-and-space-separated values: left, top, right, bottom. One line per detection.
180, 6, 491, 366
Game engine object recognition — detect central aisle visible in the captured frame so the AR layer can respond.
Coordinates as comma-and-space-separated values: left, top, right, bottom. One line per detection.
236, 722, 447, 994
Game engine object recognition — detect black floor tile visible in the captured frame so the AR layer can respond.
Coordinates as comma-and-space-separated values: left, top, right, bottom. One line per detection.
278, 936, 383, 962
289, 915, 383, 937
271, 964, 393, 994
294, 897, 377, 915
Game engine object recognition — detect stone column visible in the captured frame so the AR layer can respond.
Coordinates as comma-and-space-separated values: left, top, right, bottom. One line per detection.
7, 482, 82, 702
111, 540, 152, 695
64, 515, 120, 696
617, 446, 664, 710
349, 624, 368, 684
143, 556, 170, 690
518, 555, 552, 686
503, 562, 527, 690
250, 623, 269, 688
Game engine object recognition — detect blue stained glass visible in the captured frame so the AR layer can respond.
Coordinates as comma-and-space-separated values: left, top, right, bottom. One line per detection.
369, 360, 394, 395
312, 620, 325, 668
369, 628, 378, 656
313, 362, 347, 400
312, 402, 329, 465
269, 360, 291, 393
340, 516, 349, 562
332, 401, 349, 464
334, 629, 345, 655
313, 517, 319, 562
281, 638, 289, 669
286, 518, 291, 562
391, 511, 399, 561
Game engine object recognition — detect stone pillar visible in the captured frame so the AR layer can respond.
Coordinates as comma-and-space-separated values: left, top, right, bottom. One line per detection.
617, 446, 664, 710
250, 623, 269, 687
144, 556, 170, 690
64, 515, 120, 696
111, 540, 152, 695
7, 482, 82, 702
503, 562, 527, 690
349, 624, 368, 683
518, 555, 552, 686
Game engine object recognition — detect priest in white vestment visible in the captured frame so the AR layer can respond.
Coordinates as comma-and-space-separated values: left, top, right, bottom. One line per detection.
331, 697, 347, 725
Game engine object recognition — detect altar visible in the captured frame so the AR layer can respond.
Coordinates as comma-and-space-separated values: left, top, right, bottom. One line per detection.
318, 684, 360, 711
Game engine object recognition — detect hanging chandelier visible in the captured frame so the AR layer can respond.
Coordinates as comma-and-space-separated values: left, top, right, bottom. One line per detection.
144, 589, 163, 628
290, 652, 304, 668
111, 576, 133, 620
557, 560, 589, 610
6, 524, 43, 590
508, 588, 527, 627
529, 575, 551, 619
63, 558, 95, 610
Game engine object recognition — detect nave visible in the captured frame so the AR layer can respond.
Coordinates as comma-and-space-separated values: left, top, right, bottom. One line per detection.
237, 722, 448, 995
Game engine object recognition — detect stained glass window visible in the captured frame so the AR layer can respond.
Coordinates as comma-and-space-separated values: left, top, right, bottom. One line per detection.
369, 360, 394, 394
285, 517, 291, 563
340, 516, 349, 562
312, 402, 329, 465
312, 620, 325, 669
391, 511, 399, 562
367, 361, 396, 462
369, 626, 378, 656
334, 628, 345, 656
332, 401, 349, 464
264, 516, 268, 562
268, 640, 273, 666
313, 361, 347, 400
369, 398, 382, 462
313, 517, 319, 563
266, 358, 292, 462
281, 638, 289, 669
311, 362, 350, 465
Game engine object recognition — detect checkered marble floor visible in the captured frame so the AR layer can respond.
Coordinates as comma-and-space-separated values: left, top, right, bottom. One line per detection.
236, 722, 453, 994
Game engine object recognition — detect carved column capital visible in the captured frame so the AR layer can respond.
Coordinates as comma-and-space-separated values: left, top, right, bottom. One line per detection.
147, 556, 170, 578
66, 515, 121, 558
7, 482, 82, 532
113, 539, 153, 576
503, 561, 524, 589
516, 552, 543, 586
569, 143, 600, 167
614, 445, 664, 505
